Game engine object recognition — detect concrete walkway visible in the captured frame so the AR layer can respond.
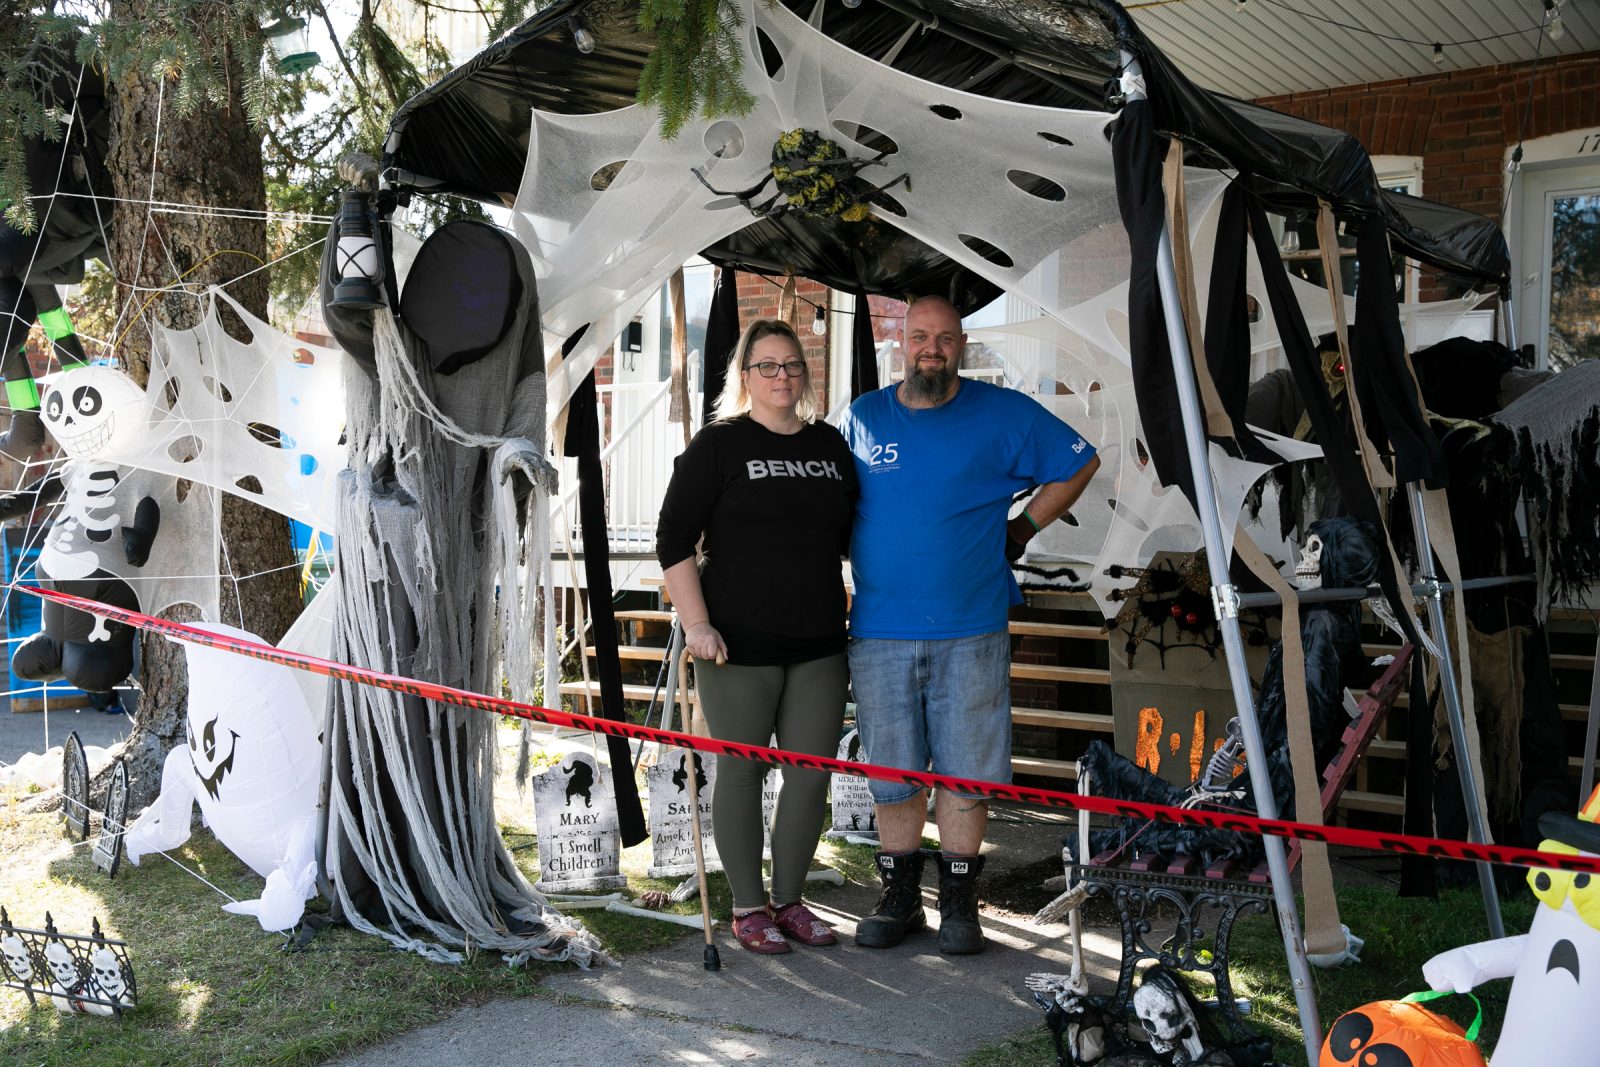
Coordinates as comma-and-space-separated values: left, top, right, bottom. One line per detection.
334, 809, 1120, 1066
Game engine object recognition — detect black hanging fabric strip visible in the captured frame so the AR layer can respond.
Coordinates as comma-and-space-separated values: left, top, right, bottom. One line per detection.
701, 266, 742, 426
1351, 216, 1447, 489
560, 344, 647, 846
851, 290, 880, 399
1238, 184, 1437, 895
1112, 92, 1200, 506
1202, 186, 1274, 465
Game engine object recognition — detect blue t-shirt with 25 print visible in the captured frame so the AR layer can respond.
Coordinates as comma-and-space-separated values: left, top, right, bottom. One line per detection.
840, 378, 1096, 639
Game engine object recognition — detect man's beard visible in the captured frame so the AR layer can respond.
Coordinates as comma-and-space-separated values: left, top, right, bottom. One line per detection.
904, 360, 956, 402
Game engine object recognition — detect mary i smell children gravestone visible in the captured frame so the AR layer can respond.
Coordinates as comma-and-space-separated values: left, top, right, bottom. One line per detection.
532, 752, 627, 892
646, 751, 720, 878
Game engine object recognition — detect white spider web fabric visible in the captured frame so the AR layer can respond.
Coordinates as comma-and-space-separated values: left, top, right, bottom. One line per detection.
511, 0, 1488, 615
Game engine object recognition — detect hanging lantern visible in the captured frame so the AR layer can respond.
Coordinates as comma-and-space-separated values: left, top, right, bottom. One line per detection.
262, 16, 320, 75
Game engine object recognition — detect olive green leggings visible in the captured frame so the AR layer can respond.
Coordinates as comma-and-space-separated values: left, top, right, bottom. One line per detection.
694, 652, 847, 910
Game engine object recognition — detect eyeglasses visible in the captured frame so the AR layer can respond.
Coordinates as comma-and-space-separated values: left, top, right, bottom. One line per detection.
744, 360, 806, 378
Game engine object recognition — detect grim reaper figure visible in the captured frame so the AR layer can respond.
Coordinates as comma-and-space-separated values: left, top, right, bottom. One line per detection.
1076, 517, 1380, 867
317, 161, 601, 966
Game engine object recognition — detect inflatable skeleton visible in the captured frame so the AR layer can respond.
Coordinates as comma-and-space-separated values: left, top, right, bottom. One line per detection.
0, 364, 207, 692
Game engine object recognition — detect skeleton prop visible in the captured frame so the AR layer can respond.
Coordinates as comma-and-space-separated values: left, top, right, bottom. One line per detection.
1425, 785, 1600, 1064
1075, 517, 1379, 869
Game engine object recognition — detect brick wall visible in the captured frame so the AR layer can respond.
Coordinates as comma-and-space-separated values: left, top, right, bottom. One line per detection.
1256, 51, 1600, 227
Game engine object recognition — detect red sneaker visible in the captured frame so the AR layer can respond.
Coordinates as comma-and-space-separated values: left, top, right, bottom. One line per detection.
731, 909, 791, 954
772, 901, 836, 946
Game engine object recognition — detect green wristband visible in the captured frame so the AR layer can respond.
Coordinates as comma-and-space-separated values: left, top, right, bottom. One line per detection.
1021, 510, 1042, 533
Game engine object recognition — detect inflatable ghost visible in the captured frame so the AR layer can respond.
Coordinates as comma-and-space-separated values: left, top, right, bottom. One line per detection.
123, 624, 321, 931
1425, 785, 1600, 1063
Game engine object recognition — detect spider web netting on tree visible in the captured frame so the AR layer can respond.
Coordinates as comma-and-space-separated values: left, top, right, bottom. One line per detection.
510, 0, 1486, 614
5, 288, 349, 649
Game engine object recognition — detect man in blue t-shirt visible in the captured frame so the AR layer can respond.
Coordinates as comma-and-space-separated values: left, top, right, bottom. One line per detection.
839, 295, 1099, 954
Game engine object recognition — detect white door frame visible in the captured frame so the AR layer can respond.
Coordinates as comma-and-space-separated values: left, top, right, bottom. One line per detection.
1505, 129, 1600, 369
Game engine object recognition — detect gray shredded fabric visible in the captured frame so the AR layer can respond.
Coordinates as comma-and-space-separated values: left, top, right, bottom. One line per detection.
1492, 359, 1600, 617
323, 244, 605, 969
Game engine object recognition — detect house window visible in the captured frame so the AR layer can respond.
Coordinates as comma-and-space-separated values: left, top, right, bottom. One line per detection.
1519, 164, 1600, 371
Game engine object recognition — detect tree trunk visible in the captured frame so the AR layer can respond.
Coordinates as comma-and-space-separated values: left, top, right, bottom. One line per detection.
106, 5, 301, 805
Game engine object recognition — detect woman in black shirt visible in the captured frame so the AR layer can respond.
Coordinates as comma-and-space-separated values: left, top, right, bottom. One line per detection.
656, 318, 856, 954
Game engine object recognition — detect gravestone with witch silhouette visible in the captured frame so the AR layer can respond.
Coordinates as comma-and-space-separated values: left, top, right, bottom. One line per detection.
531, 751, 626, 892
646, 750, 720, 878
826, 726, 877, 840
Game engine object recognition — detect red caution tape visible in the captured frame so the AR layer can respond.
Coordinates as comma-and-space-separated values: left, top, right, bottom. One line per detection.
16, 582, 1600, 877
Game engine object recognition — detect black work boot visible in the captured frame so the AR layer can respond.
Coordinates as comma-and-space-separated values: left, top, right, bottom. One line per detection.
855, 849, 926, 948
936, 852, 986, 954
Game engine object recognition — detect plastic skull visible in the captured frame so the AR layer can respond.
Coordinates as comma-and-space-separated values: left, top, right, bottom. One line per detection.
1133, 968, 1204, 1061
88, 947, 125, 1000
41, 365, 148, 459
1295, 533, 1325, 590
44, 939, 79, 988
1, 934, 31, 981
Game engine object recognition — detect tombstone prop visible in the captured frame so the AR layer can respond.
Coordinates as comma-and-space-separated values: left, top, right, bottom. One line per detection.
827, 727, 877, 840
92, 758, 129, 878
532, 753, 627, 893
647, 751, 719, 879
761, 765, 784, 860
60, 731, 88, 840
0, 910, 135, 1019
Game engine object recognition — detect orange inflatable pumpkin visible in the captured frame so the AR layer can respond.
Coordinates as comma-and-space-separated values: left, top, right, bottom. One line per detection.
1321, 999, 1486, 1067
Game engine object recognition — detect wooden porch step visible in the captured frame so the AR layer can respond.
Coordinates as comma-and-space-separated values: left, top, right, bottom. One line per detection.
1336, 790, 1405, 816
1010, 663, 1111, 685
1362, 642, 1592, 672
1009, 620, 1109, 641
615, 609, 675, 625
1392, 692, 1588, 722
558, 680, 665, 703
1010, 755, 1080, 779
1011, 706, 1115, 732
584, 644, 671, 662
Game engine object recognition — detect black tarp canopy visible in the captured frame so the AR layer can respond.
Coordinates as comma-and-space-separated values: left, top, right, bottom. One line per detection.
381, 0, 1509, 302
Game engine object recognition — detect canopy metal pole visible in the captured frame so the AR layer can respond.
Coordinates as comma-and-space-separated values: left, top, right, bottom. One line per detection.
1147, 162, 1324, 1066
1405, 483, 1505, 939
1500, 295, 1519, 353
1580, 627, 1593, 799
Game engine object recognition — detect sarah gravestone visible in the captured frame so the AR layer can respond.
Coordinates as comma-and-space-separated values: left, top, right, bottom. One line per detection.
646, 751, 720, 878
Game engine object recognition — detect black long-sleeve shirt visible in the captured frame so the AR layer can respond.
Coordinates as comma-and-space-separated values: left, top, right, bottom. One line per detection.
656, 416, 857, 665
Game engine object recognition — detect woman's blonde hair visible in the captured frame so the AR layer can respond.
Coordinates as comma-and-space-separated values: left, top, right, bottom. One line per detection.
713, 318, 817, 423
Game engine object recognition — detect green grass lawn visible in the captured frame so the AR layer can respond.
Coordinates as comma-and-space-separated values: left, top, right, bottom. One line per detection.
0, 780, 717, 1067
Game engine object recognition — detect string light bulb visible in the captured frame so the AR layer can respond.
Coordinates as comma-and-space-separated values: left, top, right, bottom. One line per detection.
1547, 0, 1566, 41
571, 18, 596, 54
1432, 42, 1444, 66
811, 305, 828, 336
1279, 213, 1301, 254
1235, 0, 1247, 11
843, 0, 863, 8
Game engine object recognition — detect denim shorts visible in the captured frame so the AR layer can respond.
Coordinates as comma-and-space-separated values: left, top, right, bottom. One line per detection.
847, 630, 1012, 806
